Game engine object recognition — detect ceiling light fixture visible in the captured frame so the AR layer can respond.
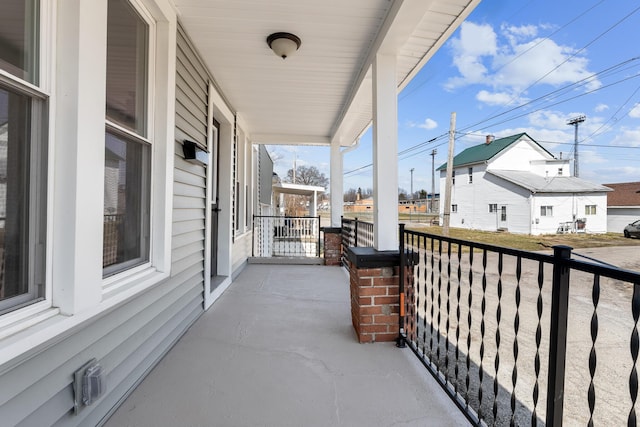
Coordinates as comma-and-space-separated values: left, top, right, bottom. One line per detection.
266, 32, 301, 59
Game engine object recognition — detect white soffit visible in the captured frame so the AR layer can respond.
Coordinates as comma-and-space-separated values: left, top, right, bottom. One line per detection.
173, 0, 480, 147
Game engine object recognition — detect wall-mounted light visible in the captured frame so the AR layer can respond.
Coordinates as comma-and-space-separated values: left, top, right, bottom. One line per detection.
183, 140, 208, 165
266, 32, 301, 59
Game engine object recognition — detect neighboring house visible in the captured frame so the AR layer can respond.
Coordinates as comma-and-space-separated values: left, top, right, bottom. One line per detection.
438, 133, 611, 235
0, 1, 479, 425
605, 182, 640, 234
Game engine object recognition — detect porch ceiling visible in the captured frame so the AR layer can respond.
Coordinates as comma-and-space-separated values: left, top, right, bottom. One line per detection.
173, 0, 480, 147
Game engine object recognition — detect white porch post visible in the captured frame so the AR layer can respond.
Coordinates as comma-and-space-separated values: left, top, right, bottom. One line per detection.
330, 140, 343, 227
372, 53, 398, 251
310, 191, 317, 217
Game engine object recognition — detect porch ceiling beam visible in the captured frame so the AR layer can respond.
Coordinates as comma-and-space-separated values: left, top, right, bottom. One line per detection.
251, 133, 331, 146
330, 0, 403, 144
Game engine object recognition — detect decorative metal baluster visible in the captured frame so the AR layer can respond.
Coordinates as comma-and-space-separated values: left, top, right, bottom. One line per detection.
510, 256, 522, 427
429, 239, 437, 361
424, 237, 432, 357
455, 244, 462, 394
445, 240, 452, 383
478, 249, 488, 422
587, 275, 600, 427
629, 283, 640, 427
465, 247, 474, 408
493, 252, 503, 423
422, 235, 428, 355
413, 233, 420, 350
532, 261, 545, 427
436, 239, 443, 368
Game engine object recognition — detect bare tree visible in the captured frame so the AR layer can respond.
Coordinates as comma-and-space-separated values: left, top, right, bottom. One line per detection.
285, 165, 328, 188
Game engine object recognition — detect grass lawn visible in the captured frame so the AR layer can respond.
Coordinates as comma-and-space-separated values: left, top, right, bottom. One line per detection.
404, 224, 640, 251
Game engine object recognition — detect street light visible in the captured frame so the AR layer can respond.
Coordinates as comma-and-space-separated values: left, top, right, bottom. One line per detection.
410, 168, 414, 199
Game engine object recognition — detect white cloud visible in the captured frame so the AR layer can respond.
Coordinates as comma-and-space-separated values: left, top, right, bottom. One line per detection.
610, 129, 640, 147
502, 24, 538, 40
595, 103, 609, 113
476, 90, 514, 106
418, 118, 438, 130
580, 149, 607, 165
445, 21, 600, 102
445, 22, 497, 88
629, 103, 640, 118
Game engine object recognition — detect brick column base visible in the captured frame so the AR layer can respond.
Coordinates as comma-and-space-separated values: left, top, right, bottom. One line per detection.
322, 227, 342, 266
349, 263, 400, 343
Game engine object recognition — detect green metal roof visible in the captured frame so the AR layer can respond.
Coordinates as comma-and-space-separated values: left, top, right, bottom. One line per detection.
437, 132, 543, 170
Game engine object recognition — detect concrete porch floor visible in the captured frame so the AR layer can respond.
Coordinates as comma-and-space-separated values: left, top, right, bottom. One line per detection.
104, 264, 469, 427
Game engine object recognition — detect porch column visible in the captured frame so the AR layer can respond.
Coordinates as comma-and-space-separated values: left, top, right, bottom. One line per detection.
330, 140, 343, 227
372, 53, 398, 251
310, 191, 317, 217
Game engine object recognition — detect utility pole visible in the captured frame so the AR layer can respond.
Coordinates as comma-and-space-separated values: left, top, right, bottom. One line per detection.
410, 168, 414, 199
430, 149, 437, 213
567, 115, 586, 177
442, 112, 456, 236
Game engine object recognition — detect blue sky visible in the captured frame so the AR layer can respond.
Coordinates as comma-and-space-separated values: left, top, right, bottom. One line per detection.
269, 0, 640, 195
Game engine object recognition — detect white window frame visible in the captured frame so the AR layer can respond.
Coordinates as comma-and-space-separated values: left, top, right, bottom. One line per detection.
102, 0, 175, 298
103, 0, 157, 284
0, 0, 175, 346
451, 204, 458, 213
468, 167, 473, 184
489, 203, 497, 213
0, 0, 52, 321
540, 205, 553, 217
585, 205, 597, 215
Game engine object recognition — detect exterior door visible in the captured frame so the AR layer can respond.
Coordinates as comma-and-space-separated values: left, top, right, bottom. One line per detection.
499, 205, 508, 229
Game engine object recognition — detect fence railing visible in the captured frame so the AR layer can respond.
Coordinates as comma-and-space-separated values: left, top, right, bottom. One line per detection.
340, 217, 374, 266
398, 224, 640, 426
252, 215, 321, 258
341, 217, 374, 248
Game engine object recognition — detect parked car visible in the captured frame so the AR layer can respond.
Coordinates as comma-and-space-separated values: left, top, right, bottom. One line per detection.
624, 220, 640, 238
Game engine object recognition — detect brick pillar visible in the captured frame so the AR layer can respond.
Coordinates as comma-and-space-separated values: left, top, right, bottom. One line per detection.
346, 247, 401, 343
322, 227, 342, 266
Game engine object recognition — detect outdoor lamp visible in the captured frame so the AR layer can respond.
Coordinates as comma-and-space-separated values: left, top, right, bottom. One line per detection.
266, 32, 301, 59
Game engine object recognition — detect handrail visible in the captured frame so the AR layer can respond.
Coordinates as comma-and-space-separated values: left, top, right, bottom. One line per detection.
398, 226, 640, 426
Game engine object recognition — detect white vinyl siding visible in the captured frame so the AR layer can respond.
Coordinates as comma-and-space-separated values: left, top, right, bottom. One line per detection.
0, 9, 207, 426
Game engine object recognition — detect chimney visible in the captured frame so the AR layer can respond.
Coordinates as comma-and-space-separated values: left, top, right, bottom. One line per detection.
486, 135, 494, 145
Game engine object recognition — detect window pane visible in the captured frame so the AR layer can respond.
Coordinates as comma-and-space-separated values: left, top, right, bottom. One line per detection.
106, 0, 148, 135
0, 84, 45, 311
0, 0, 39, 84
104, 131, 150, 275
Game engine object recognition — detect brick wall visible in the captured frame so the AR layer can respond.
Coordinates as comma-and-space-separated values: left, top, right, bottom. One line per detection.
349, 265, 400, 343
323, 229, 342, 266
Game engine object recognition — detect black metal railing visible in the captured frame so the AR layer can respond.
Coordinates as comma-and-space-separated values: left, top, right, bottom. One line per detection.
252, 215, 321, 258
340, 217, 374, 266
398, 225, 640, 426
341, 217, 374, 248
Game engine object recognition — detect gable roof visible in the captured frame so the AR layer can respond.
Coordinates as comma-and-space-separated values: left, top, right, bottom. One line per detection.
487, 170, 612, 194
604, 182, 640, 206
437, 133, 551, 170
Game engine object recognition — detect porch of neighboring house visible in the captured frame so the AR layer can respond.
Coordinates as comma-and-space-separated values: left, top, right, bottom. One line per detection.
104, 264, 468, 427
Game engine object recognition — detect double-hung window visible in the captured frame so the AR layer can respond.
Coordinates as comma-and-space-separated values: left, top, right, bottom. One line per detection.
540, 206, 553, 217
103, 0, 152, 277
0, 0, 47, 314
